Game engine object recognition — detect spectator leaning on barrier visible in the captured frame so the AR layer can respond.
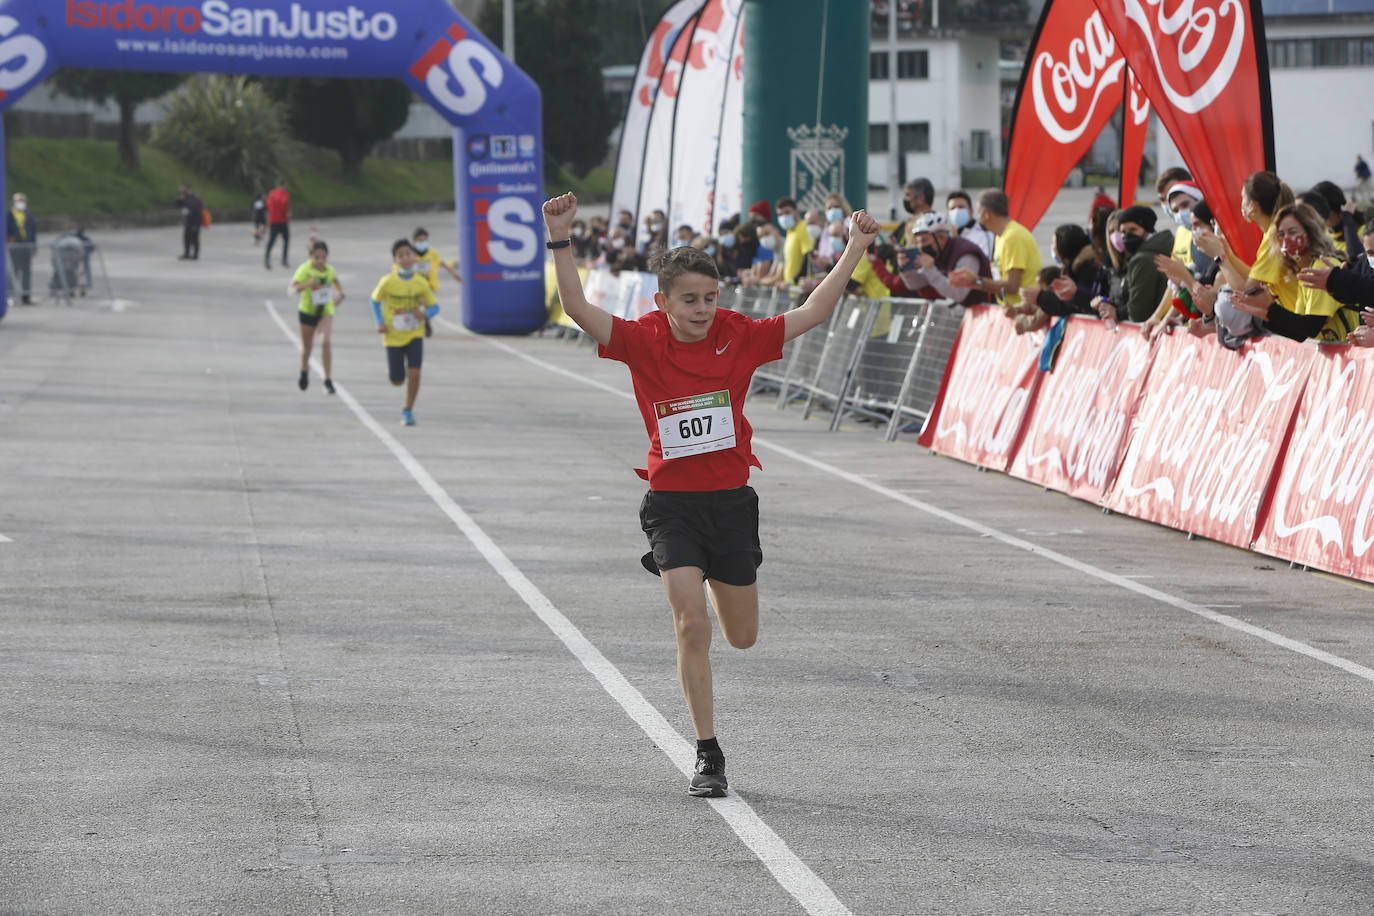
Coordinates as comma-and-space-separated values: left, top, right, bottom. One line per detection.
745, 223, 785, 288
946, 189, 995, 262
1114, 204, 1173, 326
948, 189, 1041, 309
894, 177, 935, 246
1217, 171, 1298, 316
747, 199, 771, 228
1154, 167, 1193, 265
1231, 202, 1359, 342
1310, 180, 1361, 261
896, 211, 991, 305
607, 227, 644, 276
6, 191, 36, 304
1036, 224, 1105, 318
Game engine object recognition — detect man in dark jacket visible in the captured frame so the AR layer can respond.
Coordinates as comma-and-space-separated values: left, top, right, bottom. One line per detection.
6, 192, 36, 303
1118, 204, 1173, 322
175, 185, 203, 260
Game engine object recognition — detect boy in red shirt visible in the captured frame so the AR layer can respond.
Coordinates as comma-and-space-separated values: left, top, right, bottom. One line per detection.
542, 191, 879, 796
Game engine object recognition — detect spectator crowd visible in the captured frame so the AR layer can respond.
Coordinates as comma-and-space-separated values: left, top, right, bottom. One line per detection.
574, 162, 1374, 352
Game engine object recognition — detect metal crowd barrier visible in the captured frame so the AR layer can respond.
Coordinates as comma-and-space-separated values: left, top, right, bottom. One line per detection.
561, 268, 968, 439
6, 236, 113, 305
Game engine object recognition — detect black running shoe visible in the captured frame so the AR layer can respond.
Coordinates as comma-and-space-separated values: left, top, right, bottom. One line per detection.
688, 751, 727, 797
323, 378, 335, 395
298, 370, 308, 391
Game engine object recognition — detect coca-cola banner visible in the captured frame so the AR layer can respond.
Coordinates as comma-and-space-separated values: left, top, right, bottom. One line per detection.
917, 306, 1042, 471
1105, 332, 1310, 549
1089, 0, 1274, 264
1007, 318, 1154, 503
1004, 0, 1127, 230
1119, 69, 1150, 208
1254, 346, 1374, 581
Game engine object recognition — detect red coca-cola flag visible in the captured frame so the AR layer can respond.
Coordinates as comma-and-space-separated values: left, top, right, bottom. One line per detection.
1004, 0, 1129, 230
1104, 332, 1310, 549
1119, 68, 1150, 208
917, 306, 1042, 471
1007, 318, 1154, 504
1089, 0, 1275, 264
1254, 345, 1374, 581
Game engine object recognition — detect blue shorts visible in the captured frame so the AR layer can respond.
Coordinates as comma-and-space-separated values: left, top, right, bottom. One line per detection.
386, 338, 423, 383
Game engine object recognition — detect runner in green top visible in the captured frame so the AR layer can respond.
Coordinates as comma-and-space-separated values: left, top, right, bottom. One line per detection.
291, 239, 345, 394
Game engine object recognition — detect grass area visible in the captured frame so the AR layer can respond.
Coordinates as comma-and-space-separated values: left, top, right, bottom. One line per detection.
4, 137, 613, 221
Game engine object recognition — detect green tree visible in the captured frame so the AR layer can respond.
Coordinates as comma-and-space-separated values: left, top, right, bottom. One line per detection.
595, 0, 678, 68
479, 0, 615, 177
48, 70, 185, 172
153, 75, 289, 191
264, 78, 411, 176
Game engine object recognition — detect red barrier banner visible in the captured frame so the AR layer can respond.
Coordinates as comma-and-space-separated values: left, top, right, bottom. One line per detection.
918, 306, 1042, 471
1004, 0, 1127, 230
1088, 0, 1273, 264
1104, 332, 1310, 548
1253, 345, 1374, 580
1007, 318, 1154, 503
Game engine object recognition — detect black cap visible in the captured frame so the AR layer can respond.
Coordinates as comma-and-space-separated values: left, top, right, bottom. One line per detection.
1119, 204, 1157, 231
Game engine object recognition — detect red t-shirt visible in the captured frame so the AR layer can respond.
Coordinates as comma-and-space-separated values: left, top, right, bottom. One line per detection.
599, 308, 786, 491
266, 188, 290, 223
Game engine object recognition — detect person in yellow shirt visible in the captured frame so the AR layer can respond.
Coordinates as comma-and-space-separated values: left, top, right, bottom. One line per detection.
290, 239, 345, 394
1231, 202, 1358, 342
412, 227, 460, 339
1211, 171, 1299, 317
371, 239, 439, 426
948, 189, 1041, 308
775, 196, 812, 286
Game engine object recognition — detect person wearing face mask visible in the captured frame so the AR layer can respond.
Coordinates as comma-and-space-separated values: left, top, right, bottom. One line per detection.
7, 192, 37, 304
775, 196, 811, 286
948, 189, 1041, 310
411, 227, 460, 338
607, 228, 644, 276
1231, 202, 1358, 342
674, 224, 696, 249
946, 190, 995, 261
1113, 204, 1174, 324
641, 209, 669, 258
893, 211, 992, 305
569, 219, 597, 261
725, 221, 760, 281
1163, 181, 1204, 269
894, 177, 934, 246
745, 223, 786, 288
715, 219, 740, 280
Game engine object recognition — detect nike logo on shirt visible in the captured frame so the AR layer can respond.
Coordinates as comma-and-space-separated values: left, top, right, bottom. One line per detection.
715, 341, 732, 355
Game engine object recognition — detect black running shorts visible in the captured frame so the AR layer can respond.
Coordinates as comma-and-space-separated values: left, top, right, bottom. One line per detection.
386, 339, 423, 383
638, 486, 762, 586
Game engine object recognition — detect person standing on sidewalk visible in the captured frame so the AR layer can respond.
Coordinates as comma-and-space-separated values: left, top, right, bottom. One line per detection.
175, 185, 203, 261
6, 192, 37, 303
264, 178, 290, 269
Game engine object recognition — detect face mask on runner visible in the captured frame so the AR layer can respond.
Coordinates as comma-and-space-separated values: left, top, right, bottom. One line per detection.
397, 267, 415, 279
413, 241, 429, 253
779, 214, 797, 231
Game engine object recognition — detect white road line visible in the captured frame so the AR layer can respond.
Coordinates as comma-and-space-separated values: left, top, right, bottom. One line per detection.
267, 303, 851, 916
459, 324, 1374, 689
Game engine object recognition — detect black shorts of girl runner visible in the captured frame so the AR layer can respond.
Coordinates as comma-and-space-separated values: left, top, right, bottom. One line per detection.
386, 338, 423, 383
298, 306, 329, 327
639, 486, 762, 586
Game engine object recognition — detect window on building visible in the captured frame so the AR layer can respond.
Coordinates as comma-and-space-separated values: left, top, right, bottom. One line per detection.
897, 122, 930, 154
870, 52, 889, 81
1268, 35, 1374, 68
869, 124, 890, 153
897, 49, 929, 79
969, 130, 991, 163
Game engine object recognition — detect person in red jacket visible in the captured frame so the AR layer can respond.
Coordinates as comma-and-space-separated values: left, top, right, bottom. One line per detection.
264, 178, 290, 270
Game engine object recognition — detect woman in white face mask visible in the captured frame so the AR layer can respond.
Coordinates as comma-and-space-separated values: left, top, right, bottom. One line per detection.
742, 223, 786, 289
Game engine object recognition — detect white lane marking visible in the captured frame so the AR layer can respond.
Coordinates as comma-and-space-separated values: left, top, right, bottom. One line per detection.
268, 303, 851, 916
459, 324, 1374, 689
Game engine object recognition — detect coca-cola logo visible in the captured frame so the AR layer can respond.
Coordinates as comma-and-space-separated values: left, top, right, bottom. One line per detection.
1121, 0, 1246, 114
934, 314, 1040, 459
1271, 358, 1374, 556
1127, 70, 1151, 126
1030, 10, 1125, 143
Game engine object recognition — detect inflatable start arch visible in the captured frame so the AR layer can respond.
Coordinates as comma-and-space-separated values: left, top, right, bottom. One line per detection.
0, 0, 546, 333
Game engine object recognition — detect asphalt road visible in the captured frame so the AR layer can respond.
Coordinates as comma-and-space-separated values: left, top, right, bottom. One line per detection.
3, 212, 1373, 916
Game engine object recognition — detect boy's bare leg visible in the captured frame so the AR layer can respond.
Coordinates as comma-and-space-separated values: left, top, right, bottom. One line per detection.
706, 580, 758, 649
404, 367, 421, 409
662, 566, 715, 739
299, 324, 315, 372
318, 316, 332, 379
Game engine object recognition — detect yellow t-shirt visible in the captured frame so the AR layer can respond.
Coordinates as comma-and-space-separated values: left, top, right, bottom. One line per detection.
1172, 225, 1193, 264
371, 271, 436, 347
293, 261, 337, 314
994, 219, 1042, 307
416, 247, 442, 291
1249, 223, 1301, 312
1293, 256, 1359, 342
783, 222, 812, 286
851, 257, 890, 302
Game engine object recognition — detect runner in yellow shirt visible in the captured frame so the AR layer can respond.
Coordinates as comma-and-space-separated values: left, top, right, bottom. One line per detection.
412, 226, 461, 338
290, 239, 345, 394
371, 239, 439, 426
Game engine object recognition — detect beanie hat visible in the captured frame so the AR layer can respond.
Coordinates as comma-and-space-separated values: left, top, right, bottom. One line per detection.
1119, 204, 1158, 231
748, 199, 772, 221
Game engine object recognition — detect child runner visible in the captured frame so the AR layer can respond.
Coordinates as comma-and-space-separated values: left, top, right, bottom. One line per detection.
412, 226, 461, 338
251, 191, 267, 245
371, 238, 438, 426
291, 239, 345, 394
542, 191, 879, 797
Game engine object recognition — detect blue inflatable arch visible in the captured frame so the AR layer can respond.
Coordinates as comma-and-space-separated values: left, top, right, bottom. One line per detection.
0, 0, 545, 333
